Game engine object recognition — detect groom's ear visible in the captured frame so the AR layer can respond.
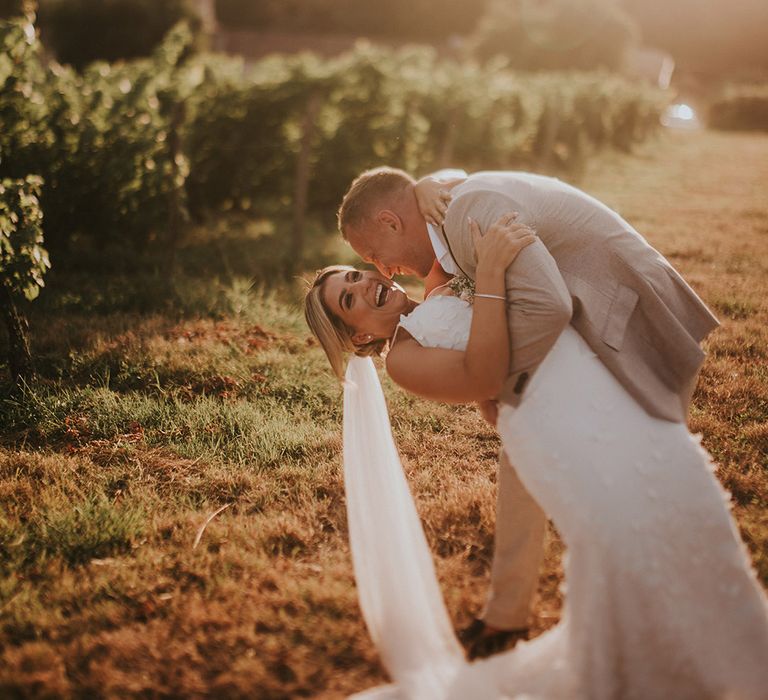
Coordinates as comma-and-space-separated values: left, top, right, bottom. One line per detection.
376, 209, 402, 234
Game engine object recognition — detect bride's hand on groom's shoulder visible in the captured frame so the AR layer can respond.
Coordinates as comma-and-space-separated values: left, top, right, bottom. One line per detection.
415, 176, 460, 226
471, 213, 537, 275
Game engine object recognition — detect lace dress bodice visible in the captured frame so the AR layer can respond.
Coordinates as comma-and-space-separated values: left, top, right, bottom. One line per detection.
397, 295, 473, 352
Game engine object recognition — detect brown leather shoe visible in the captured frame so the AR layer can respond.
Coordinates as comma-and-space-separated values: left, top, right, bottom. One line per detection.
457, 618, 529, 660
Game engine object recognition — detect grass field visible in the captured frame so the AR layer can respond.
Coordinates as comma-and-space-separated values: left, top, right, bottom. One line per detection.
1, 128, 767, 698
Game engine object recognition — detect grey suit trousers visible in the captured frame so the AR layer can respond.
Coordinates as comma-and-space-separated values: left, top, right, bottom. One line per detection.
481, 448, 547, 629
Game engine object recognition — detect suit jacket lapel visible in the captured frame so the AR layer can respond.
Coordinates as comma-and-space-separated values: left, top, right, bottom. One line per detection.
440, 225, 471, 279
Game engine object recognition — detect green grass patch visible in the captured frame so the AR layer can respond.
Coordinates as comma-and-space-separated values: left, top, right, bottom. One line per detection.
0, 129, 767, 697
1, 496, 145, 573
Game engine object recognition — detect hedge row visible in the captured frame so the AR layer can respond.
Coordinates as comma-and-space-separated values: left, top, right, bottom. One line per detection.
709, 85, 768, 132
1, 15, 666, 265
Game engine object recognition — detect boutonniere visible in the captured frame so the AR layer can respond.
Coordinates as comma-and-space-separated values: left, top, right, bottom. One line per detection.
448, 275, 476, 302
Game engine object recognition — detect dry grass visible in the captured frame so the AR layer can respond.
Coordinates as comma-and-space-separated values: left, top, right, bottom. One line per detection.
1, 129, 767, 698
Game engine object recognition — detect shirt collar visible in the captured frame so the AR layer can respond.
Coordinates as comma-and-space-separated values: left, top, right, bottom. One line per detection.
426, 222, 460, 276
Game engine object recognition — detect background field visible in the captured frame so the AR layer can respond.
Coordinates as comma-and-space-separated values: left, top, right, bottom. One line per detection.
1, 127, 767, 698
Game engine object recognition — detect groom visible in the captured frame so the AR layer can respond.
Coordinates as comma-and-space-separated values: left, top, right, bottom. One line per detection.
336, 167, 719, 656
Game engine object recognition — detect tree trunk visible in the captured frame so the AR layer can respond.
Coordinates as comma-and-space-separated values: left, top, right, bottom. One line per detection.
0, 282, 34, 387
163, 100, 187, 277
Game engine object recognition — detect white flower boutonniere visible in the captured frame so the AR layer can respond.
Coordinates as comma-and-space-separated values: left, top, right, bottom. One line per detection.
448, 275, 476, 302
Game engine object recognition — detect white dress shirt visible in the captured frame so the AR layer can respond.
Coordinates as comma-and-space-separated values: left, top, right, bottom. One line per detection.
426, 222, 461, 276
425, 168, 467, 276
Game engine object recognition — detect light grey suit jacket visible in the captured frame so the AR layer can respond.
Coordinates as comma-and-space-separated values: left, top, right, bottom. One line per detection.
438, 172, 719, 423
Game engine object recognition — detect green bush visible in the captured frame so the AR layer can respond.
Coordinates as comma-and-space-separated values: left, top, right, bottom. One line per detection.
183, 52, 317, 219
709, 85, 768, 132
0, 16, 196, 256
0, 15, 664, 271
184, 46, 664, 222
0, 172, 48, 385
0, 175, 49, 301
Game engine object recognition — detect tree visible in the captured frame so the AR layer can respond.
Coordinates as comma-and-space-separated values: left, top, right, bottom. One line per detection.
470, 0, 638, 71
0, 176, 49, 387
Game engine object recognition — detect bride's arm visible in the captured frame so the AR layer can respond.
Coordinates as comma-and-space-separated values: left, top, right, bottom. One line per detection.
386, 215, 535, 403
414, 174, 465, 226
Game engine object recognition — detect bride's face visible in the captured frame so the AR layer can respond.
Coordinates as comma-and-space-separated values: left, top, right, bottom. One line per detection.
322, 269, 414, 345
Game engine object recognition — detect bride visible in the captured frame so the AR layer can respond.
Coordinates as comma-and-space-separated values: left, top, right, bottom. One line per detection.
303, 213, 768, 698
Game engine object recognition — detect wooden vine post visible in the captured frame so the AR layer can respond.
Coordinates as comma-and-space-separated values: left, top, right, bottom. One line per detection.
164, 99, 188, 275
0, 280, 34, 385
291, 90, 323, 272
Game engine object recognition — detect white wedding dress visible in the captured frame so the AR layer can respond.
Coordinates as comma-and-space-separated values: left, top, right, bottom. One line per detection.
343, 294, 768, 700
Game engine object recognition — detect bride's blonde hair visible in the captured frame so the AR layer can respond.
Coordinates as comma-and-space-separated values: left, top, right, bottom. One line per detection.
304, 265, 389, 380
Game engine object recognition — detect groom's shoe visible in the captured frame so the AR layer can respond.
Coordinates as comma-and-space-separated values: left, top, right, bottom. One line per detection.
457, 618, 529, 660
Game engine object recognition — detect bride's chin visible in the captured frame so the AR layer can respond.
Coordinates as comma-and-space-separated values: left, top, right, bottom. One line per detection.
392, 291, 412, 314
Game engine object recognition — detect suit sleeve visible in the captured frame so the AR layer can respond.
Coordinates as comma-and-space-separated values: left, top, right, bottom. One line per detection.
444, 189, 573, 400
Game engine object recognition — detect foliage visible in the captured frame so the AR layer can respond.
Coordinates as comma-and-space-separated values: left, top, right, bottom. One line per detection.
183, 52, 319, 219
185, 45, 665, 224
0, 16, 196, 256
709, 85, 768, 132
0, 175, 49, 300
0, 14, 664, 267
36, 0, 200, 70
470, 0, 638, 71
0, 16, 54, 207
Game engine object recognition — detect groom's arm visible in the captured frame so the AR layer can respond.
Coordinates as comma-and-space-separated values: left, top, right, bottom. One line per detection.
444, 190, 572, 388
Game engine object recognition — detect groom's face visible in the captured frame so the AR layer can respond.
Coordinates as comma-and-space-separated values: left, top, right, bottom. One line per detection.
346, 212, 434, 279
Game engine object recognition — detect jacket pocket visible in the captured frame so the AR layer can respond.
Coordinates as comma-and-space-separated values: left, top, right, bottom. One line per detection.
602, 284, 639, 351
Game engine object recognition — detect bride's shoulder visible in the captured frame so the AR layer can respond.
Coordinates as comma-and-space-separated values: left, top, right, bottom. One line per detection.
425, 283, 456, 300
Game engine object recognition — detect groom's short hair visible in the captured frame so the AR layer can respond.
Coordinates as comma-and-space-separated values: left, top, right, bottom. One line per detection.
337, 167, 414, 239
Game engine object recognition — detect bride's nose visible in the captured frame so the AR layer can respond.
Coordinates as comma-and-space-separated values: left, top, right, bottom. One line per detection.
350, 277, 374, 301
358, 277, 377, 299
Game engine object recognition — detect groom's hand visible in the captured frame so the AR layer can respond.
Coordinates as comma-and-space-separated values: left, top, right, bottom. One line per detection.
477, 399, 498, 427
